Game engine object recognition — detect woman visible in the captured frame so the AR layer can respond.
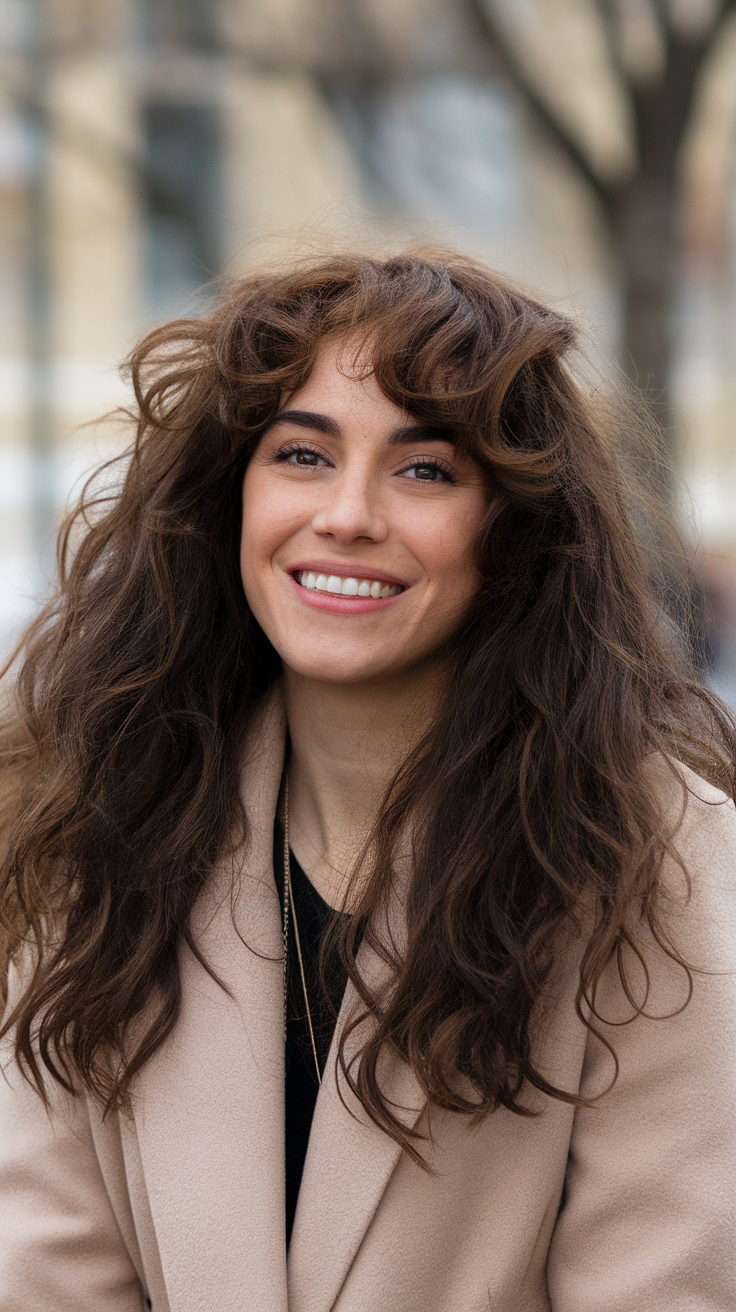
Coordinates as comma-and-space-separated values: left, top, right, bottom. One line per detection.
1, 250, 736, 1312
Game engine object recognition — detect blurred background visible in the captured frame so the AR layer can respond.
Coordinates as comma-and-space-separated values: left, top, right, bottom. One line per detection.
1, 0, 736, 698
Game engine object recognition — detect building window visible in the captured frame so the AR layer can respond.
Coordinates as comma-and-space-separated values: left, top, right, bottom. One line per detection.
139, 0, 220, 53
141, 102, 222, 317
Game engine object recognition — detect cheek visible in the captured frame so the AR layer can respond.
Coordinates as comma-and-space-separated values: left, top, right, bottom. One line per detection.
240, 471, 313, 614
412, 496, 486, 594
239, 471, 278, 604
241, 473, 289, 566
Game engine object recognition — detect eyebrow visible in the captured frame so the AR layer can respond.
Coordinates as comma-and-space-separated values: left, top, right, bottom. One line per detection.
268, 409, 456, 445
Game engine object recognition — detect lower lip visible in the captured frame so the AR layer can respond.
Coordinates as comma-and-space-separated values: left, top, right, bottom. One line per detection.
288, 573, 406, 614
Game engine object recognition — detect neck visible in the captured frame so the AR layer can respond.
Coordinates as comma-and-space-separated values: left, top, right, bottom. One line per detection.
283, 665, 443, 908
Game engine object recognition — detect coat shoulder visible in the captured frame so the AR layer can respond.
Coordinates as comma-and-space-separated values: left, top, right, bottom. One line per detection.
646, 755, 736, 943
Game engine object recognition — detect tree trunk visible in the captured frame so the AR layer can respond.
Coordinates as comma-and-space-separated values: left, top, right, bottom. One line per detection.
607, 173, 677, 395
594, 32, 713, 501
469, 2, 735, 427
604, 34, 712, 399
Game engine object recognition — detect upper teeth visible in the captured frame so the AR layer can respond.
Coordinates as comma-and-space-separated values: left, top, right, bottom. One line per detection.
297, 572, 402, 599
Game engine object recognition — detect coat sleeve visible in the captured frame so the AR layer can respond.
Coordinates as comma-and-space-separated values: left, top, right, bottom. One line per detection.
547, 770, 736, 1311
0, 980, 146, 1311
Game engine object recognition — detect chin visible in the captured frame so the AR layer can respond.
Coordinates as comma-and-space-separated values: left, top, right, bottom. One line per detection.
287, 662, 389, 685
282, 647, 410, 685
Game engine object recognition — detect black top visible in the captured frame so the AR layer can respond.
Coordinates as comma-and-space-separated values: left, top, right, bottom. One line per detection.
273, 818, 348, 1246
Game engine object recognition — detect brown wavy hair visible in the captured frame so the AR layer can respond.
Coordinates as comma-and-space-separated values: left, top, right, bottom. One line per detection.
1, 250, 734, 1158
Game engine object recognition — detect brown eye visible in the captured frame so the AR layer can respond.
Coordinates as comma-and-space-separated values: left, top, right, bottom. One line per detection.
401, 460, 453, 483
275, 445, 328, 467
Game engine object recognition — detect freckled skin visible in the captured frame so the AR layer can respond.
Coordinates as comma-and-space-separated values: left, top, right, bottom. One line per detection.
240, 340, 488, 689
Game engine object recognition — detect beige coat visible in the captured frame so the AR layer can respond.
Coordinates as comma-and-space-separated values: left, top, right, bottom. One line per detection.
2, 689, 736, 1312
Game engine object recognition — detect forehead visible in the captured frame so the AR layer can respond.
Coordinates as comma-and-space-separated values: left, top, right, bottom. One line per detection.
276, 338, 456, 446
285, 338, 391, 409
272, 364, 458, 452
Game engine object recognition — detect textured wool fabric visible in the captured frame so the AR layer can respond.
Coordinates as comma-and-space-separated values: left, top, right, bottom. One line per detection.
2, 687, 736, 1311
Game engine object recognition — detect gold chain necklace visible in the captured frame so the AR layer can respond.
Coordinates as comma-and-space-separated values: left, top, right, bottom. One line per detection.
282, 775, 322, 1086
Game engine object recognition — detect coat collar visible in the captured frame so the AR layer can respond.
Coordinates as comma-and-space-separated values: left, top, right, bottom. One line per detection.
131, 683, 425, 1312
288, 981, 425, 1312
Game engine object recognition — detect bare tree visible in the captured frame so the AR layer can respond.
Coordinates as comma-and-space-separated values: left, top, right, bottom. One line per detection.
471, 0, 736, 418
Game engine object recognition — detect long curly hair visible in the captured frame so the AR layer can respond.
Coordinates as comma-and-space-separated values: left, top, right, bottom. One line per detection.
1, 250, 734, 1158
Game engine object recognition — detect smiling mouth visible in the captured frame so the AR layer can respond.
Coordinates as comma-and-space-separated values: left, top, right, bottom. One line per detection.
294, 571, 404, 599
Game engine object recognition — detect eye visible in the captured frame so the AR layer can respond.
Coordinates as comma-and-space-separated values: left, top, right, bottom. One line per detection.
275, 443, 330, 468
399, 459, 455, 484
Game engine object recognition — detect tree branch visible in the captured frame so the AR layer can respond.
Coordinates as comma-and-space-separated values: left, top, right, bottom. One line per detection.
467, 0, 609, 204
709, 0, 736, 46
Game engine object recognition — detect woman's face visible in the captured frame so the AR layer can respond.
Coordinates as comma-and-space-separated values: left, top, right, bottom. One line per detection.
240, 339, 488, 687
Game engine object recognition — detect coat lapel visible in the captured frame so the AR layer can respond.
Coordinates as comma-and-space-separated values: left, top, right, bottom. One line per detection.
131, 691, 289, 1312
128, 683, 424, 1312
288, 948, 427, 1312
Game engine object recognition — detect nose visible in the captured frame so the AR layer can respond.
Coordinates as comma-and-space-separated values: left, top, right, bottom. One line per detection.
310, 468, 388, 546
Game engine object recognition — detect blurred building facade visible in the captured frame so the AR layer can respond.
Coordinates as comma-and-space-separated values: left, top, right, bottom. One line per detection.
1, 0, 736, 692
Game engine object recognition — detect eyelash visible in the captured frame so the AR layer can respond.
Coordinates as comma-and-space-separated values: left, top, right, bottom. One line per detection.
273, 441, 327, 466
273, 442, 457, 483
